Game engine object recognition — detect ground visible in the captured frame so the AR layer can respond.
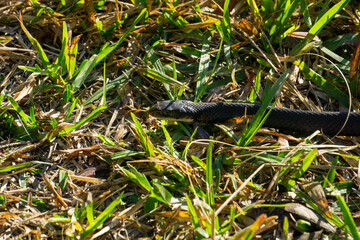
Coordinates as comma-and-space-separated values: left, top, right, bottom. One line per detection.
0, 0, 360, 239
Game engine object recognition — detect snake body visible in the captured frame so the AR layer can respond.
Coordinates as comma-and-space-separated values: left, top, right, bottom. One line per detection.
149, 100, 360, 136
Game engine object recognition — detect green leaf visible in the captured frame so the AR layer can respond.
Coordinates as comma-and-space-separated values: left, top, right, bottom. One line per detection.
195, 34, 211, 101
131, 113, 155, 157
144, 46, 173, 99
309, 0, 350, 37
239, 70, 291, 146
18, 14, 51, 69
249, 67, 261, 101
247, 0, 262, 24
94, 8, 147, 66
52, 21, 68, 77
84, 68, 134, 105
5, 91, 33, 124
334, 188, 360, 239
293, 60, 349, 106
291, 149, 317, 178
120, 165, 152, 192
299, 0, 312, 27
283, 216, 289, 240
186, 195, 200, 228
161, 123, 174, 155
81, 193, 123, 239
291, 0, 350, 55
86, 193, 94, 225
270, 0, 299, 39
0, 92, 4, 105
59, 170, 69, 191
72, 9, 147, 92
71, 54, 98, 92
323, 156, 338, 188
261, 0, 274, 15
0, 162, 37, 172
320, 46, 350, 65
140, 68, 189, 89
205, 141, 214, 208
64, 97, 78, 121
152, 179, 173, 204
111, 151, 145, 160
59, 106, 107, 135
221, 0, 232, 41
191, 155, 206, 170
94, 130, 115, 146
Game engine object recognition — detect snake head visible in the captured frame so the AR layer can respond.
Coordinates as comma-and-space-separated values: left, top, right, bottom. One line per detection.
149, 100, 196, 122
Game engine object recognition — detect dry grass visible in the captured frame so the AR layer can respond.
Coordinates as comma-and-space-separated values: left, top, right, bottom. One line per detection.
1, 0, 360, 239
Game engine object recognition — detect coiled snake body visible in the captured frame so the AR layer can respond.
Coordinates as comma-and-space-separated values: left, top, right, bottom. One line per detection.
149, 100, 360, 136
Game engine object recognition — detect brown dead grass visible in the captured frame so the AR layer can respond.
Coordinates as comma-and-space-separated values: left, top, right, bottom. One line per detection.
1, 0, 360, 239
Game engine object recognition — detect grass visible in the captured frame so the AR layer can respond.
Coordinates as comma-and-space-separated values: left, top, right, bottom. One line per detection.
1, 0, 360, 239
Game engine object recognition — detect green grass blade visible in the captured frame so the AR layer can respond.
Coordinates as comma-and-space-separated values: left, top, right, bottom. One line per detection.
68, 35, 80, 78
145, 46, 172, 99
120, 165, 152, 192
333, 185, 360, 239
80, 193, 123, 239
86, 193, 94, 225
145, 45, 165, 73
72, 9, 146, 92
195, 34, 211, 101
59, 105, 107, 135
309, 0, 350, 37
320, 46, 350, 65
29, 106, 35, 123
270, 0, 299, 39
185, 194, 200, 229
261, 0, 274, 15
71, 54, 98, 92
181, 128, 198, 160
152, 179, 173, 204
291, 0, 350, 55
283, 216, 289, 240
299, 0, 312, 27
0, 91, 4, 105
219, 206, 235, 234
131, 113, 155, 157
161, 123, 174, 155
94, 8, 147, 66
293, 60, 349, 106
94, 130, 115, 146
18, 14, 51, 69
0, 162, 37, 172
239, 69, 291, 146
316, 0, 331, 21
323, 156, 338, 188
111, 150, 145, 160
191, 155, 206, 170
52, 21, 68, 77
249, 67, 261, 101
205, 141, 214, 207
84, 68, 134, 105
101, 61, 106, 106
323, 34, 359, 51
59, 169, 68, 192
64, 97, 78, 121
140, 68, 189, 89
221, 0, 232, 41
291, 149, 317, 178
247, 0, 262, 24
5, 91, 33, 124
294, 188, 345, 228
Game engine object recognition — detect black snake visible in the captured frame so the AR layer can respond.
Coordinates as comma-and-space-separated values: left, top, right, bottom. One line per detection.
149, 100, 360, 136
